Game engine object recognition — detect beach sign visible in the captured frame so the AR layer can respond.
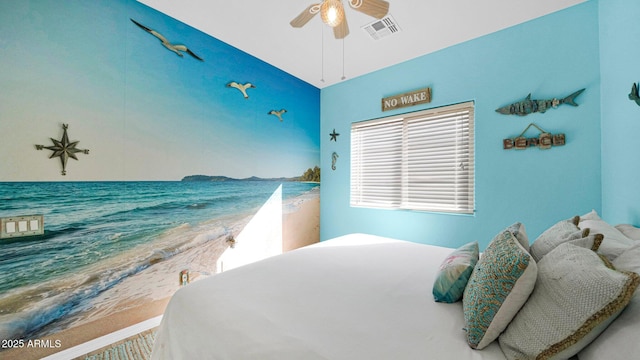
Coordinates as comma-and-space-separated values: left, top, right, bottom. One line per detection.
382, 87, 432, 111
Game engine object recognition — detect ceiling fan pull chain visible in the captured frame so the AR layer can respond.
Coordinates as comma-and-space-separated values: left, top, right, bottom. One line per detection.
342, 38, 346, 80
321, 24, 325, 83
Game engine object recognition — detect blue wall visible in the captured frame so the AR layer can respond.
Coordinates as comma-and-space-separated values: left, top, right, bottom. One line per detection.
600, 0, 640, 226
320, 1, 601, 249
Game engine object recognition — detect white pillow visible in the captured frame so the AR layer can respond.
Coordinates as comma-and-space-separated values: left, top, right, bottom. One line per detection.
614, 242, 640, 273
500, 243, 640, 360
531, 229, 592, 262
579, 242, 640, 360
530, 216, 581, 262
531, 231, 602, 263
615, 224, 640, 241
579, 210, 634, 260
580, 209, 601, 221
507, 222, 529, 251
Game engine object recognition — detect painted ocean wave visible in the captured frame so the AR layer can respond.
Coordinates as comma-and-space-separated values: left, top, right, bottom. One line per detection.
0, 218, 236, 340
0, 180, 318, 339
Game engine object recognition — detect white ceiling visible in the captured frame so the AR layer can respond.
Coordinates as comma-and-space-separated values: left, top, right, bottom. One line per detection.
137, 0, 586, 89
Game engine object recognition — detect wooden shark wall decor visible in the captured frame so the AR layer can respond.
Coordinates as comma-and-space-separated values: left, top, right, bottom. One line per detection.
496, 88, 585, 116
629, 83, 640, 107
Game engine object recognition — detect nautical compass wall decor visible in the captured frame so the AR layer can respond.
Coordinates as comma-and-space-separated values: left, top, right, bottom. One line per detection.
35, 124, 89, 175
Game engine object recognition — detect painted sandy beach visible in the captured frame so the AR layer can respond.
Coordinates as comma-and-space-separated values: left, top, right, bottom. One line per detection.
0, 182, 319, 360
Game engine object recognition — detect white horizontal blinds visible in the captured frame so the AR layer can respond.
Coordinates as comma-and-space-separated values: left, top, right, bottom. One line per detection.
404, 102, 474, 213
350, 101, 474, 214
351, 117, 403, 208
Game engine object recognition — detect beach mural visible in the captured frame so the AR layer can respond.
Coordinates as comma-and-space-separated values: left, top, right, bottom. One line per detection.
0, 0, 320, 355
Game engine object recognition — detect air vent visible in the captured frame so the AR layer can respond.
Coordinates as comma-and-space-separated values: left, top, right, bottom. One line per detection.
362, 15, 401, 40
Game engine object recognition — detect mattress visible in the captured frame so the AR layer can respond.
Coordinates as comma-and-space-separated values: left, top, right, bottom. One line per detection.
151, 233, 506, 359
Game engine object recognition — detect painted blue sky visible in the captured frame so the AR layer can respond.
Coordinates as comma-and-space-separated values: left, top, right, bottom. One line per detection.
0, 0, 320, 181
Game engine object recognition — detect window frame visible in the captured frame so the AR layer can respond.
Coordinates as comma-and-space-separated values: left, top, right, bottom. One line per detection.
350, 101, 475, 214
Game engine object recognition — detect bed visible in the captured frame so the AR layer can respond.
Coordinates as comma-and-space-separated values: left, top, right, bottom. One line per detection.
151, 211, 640, 360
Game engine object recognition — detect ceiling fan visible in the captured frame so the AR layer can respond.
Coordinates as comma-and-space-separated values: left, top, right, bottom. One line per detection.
290, 0, 390, 39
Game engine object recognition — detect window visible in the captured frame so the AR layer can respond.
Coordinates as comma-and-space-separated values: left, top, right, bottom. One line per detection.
350, 101, 474, 214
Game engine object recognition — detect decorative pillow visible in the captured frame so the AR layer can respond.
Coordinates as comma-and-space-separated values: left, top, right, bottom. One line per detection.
507, 222, 529, 251
534, 216, 580, 241
530, 229, 602, 262
432, 241, 479, 303
579, 210, 635, 260
499, 243, 640, 360
530, 216, 581, 261
615, 224, 640, 241
462, 229, 537, 349
579, 242, 640, 360
568, 233, 603, 252
580, 209, 601, 221
613, 242, 640, 272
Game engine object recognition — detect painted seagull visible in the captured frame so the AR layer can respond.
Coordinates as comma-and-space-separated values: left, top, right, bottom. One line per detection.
227, 82, 255, 99
130, 18, 203, 61
268, 109, 287, 122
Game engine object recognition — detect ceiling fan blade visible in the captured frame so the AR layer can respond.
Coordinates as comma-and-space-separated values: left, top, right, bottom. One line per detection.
290, 4, 321, 28
333, 14, 349, 39
349, 0, 389, 19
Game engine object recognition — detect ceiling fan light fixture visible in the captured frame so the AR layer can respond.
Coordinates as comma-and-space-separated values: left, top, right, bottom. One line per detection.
320, 0, 345, 27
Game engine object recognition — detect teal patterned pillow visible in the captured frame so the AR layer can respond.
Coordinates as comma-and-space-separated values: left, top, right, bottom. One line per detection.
462, 229, 537, 349
432, 241, 479, 303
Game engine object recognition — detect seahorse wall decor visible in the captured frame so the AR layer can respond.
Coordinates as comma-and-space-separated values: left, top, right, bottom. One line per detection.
331, 152, 339, 170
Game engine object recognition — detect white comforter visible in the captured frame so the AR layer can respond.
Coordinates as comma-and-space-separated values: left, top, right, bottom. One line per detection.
151, 233, 506, 359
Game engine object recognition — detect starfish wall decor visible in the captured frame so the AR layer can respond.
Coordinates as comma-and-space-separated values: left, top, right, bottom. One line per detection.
330, 129, 340, 141
35, 124, 89, 175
